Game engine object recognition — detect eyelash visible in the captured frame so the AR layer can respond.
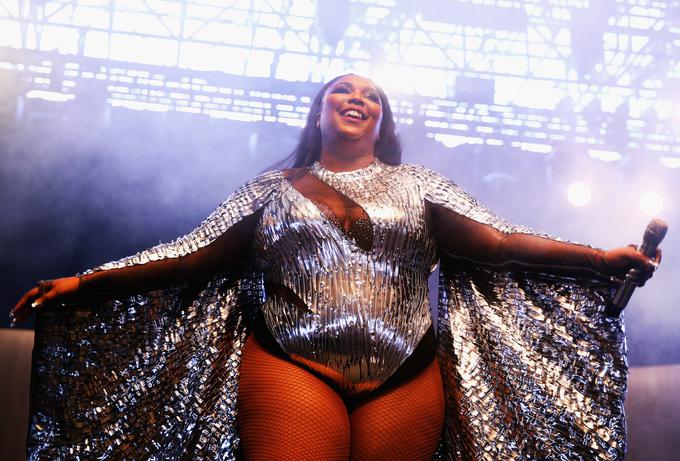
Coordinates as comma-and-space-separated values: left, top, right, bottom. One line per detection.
333, 87, 380, 103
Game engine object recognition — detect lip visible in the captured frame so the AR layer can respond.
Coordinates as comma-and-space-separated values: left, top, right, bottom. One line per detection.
339, 106, 368, 121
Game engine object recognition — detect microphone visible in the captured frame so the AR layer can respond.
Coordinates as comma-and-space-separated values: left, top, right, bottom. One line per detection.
607, 218, 667, 317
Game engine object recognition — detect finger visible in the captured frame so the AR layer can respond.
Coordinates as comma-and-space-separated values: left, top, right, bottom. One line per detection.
631, 251, 654, 269
10, 287, 42, 325
17, 296, 46, 323
12, 309, 28, 324
12, 303, 34, 324
639, 270, 653, 286
31, 290, 59, 310
638, 248, 661, 268
15, 291, 57, 324
630, 266, 655, 287
13, 286, 40, 313
627, 246, 657, 269
627, 272, 647, 287
637, 270, 653, 286
39, 291, 59, 306
640, 249, 662, 277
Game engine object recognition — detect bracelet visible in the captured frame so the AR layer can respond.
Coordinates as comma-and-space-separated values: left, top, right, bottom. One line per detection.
37, 279, 53, 295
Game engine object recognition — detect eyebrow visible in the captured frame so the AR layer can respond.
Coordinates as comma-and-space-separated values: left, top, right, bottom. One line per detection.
334, 81, 379, 93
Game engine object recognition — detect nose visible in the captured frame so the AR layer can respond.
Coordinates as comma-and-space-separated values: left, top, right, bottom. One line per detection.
348, 96, 365, 106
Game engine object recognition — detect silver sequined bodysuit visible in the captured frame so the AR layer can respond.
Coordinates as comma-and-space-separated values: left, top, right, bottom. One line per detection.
254, 160, 439, 394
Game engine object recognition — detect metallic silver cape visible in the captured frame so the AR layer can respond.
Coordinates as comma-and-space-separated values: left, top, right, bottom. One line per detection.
415, 167, 627, 461
27, 164, 627, 460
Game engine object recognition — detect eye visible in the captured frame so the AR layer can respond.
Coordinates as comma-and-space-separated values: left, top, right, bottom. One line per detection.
331, 86, 350, 94
365, 92, 380, 104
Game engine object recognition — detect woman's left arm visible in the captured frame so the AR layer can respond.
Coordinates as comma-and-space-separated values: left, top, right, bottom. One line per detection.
428, 201, 661, 283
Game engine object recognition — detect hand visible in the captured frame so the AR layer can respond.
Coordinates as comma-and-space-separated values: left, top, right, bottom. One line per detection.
9, 276, 81, 326
602, 245, 662, 285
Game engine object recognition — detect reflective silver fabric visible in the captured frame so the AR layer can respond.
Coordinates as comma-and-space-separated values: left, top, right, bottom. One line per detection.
256, 160, 437, 393
414, 164, 627, 459
27, 161, 627, 460
29, 170, 283, 460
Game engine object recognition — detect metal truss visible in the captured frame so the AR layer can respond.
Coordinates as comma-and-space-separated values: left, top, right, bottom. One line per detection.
0, 0, 678, 158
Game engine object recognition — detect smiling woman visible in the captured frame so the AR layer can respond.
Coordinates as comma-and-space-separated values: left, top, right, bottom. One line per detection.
279, 74, 402, 171
319, 76, 383, 150
13, 74, 661, 460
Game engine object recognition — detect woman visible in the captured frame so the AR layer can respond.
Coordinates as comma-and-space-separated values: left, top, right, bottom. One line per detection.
11, 74, 660, 460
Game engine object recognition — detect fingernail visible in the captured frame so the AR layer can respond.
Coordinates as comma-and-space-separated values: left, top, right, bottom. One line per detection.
31, 301, 40, 309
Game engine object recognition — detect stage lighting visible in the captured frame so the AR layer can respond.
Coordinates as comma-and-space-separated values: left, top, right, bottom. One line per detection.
660, 157, 680, 169
588, 149, 622, 162
639, 191, 663, 216
25, 90, 75, 102
566, 181, 591, 207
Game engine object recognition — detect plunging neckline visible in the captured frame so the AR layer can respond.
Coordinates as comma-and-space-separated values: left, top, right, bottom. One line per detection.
282, 168, 375, 252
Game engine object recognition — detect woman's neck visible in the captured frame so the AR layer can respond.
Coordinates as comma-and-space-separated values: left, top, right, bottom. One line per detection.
319, 146, 375, 172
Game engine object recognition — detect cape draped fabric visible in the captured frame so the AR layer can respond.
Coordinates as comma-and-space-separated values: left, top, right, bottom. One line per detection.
28, 163, 627, 460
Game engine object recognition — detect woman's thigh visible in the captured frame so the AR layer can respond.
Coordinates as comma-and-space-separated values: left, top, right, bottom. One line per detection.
348, 357, 445, 461
237, 333, 351, 461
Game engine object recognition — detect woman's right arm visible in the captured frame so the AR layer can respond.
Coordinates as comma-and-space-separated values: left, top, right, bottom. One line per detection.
10, 210, 262, 325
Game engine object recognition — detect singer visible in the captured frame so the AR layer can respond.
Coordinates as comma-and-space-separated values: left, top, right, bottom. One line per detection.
10, 74, 662, 460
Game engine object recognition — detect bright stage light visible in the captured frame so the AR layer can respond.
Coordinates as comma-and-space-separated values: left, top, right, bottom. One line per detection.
25, 90, 75, 102
588, 149, 622, 162
639, 191, 663, 216
566, 181, 591, 207
660, 157, 680, 169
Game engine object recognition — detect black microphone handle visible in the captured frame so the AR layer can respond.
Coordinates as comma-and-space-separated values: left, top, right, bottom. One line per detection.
610, 270, 640, 316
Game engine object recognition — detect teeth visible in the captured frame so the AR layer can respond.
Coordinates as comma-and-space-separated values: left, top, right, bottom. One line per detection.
343, 109, 364, 119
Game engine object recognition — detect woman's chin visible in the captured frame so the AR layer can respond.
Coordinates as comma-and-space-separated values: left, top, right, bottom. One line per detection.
333, 128, 376, 143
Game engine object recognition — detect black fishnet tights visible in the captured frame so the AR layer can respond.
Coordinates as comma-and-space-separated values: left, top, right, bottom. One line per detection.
237, 332, 444, 461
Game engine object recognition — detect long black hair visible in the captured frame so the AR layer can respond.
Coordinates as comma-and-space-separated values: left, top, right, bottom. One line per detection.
275, 74, 402, 169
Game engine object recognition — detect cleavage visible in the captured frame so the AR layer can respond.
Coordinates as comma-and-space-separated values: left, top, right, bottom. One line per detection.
286, 171, 374, 252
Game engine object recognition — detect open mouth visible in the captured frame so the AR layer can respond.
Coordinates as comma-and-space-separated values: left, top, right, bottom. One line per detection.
339, 108, 368, 120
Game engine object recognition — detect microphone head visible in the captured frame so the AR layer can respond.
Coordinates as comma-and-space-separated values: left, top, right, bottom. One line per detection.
644, 218, 668, 245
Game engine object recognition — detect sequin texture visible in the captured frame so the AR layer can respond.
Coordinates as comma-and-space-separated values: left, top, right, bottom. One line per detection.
255, 160, 437, 394
27, 161, 627, 460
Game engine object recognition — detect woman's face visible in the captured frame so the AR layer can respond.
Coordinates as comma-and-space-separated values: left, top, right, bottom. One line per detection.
318, 75, 383, 147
